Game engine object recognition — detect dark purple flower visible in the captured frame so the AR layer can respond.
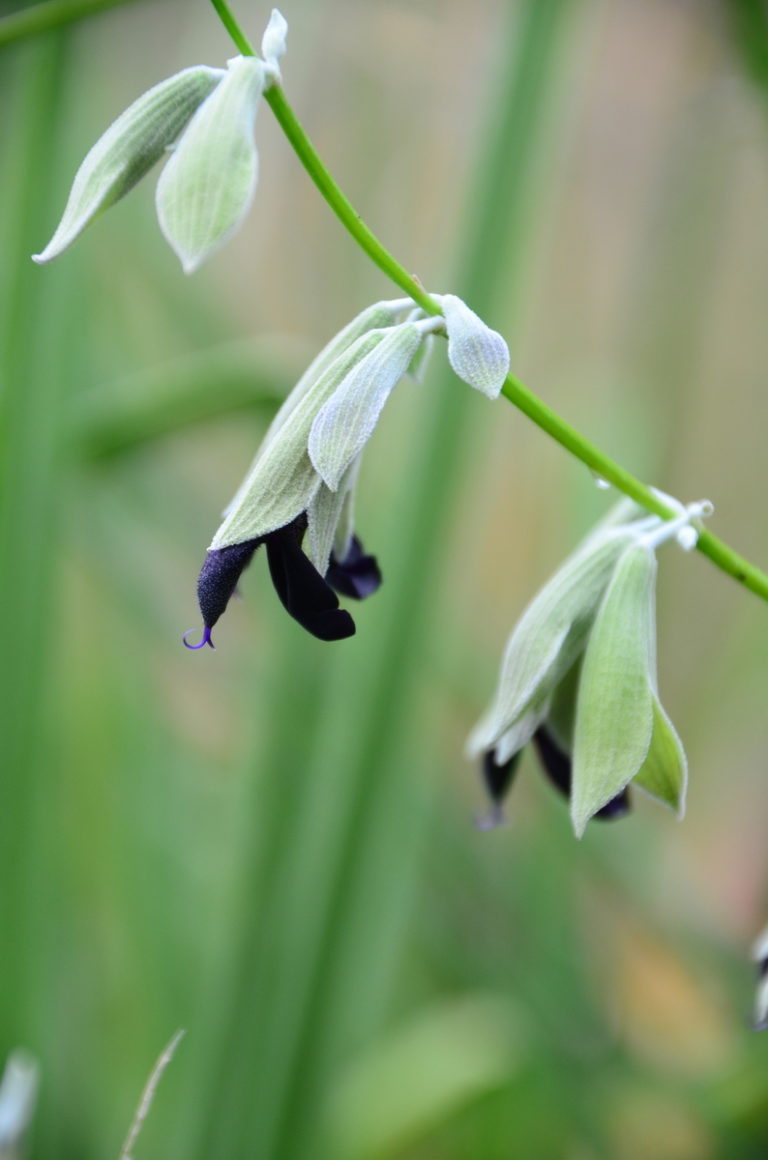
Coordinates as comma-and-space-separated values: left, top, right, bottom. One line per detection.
477, 725, 630, 828
532, 726, 631, 819
476, 748, 522, 830
184, 514, 355, 649
326, 535, 382, 601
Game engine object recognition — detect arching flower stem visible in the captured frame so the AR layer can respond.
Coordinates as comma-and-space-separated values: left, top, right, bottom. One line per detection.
210, 0, 768, 606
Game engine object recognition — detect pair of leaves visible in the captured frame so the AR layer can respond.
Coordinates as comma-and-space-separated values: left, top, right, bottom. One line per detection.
34, 56, 265, 274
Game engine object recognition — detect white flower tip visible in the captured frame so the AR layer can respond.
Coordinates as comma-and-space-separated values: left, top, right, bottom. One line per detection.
262, 9, 288, 68
31, 251, 49, 265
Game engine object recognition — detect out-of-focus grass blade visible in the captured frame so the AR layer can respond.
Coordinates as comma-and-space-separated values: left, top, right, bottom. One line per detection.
327, 995, 524, 1160
0, 1, 141, 51
71, 337, 308, 461
187, 3, 578, 1158
0, 32, 72, 1057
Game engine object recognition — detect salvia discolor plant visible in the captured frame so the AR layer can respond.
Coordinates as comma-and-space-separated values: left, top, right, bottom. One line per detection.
31, 0, 768, 857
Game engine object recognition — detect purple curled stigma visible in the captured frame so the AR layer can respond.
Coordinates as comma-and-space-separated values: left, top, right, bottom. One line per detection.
183, 625, 215, 650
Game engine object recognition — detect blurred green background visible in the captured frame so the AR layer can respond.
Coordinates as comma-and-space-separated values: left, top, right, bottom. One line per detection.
2, 0, 768, 1157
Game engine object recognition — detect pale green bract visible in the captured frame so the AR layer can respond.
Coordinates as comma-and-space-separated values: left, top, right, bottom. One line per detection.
32, 66, 225, 264
308, 323, 424, 490
571, 541, 687, 836
307, 457, 361, 574
467, 521, 639, 758
156, 56, 265, 274
210, 330, 383, 549
439, 293, 510, 398
261, 8, 288, 71
211, 301, 413, 553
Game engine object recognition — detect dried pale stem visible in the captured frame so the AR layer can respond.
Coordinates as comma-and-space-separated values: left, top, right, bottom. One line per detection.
117, 1031, 185, 1160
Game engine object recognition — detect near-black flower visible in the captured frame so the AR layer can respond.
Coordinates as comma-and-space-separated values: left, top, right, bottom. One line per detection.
478, 727, 630, 830
184, 514, 356, 648
326, 535, 382, 601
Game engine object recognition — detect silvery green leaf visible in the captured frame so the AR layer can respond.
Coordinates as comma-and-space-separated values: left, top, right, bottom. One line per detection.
473, 527, 636, 753
308, 323, 423, 490
570, 543, 656, 837
221, 304, 396, 522
156, 56, 264, 274
635, 691, 686, 812
544, 658, 581, 752
263, 303, 404, 453
211, 330, 383, 548
306, 456, 361, 574
333, 456, 361, 561
261, 8, 288, 66
440, 294, 509, 399
633, 694, 687, 813
492, 694, 551, 765
32, 66, 224, 263
406, 333, 434, 383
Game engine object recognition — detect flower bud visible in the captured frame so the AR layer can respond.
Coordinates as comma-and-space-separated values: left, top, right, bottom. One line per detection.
33, 66, 224, 263
439, 293, 510, 398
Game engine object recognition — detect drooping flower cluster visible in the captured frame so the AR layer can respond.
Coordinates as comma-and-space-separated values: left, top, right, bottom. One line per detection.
468, 497, 712, 836
33, 12, 289, 274
184, 294, 511, 647
30, 1, 721, 856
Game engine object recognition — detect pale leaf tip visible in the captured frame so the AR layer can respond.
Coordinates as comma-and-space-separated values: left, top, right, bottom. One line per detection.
571, 812, 588, 840
180, 253, 203, 275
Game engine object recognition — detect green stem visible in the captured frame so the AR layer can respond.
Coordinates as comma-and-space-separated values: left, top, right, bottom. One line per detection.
264, 86, 439, 315
209, 0, 255, 56
0, 0, 138, 48
213, 4, 768, 605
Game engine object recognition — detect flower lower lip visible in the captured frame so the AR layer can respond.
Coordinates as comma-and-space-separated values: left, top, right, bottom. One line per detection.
186, 514, 361, 648
265, 524, 356, 641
